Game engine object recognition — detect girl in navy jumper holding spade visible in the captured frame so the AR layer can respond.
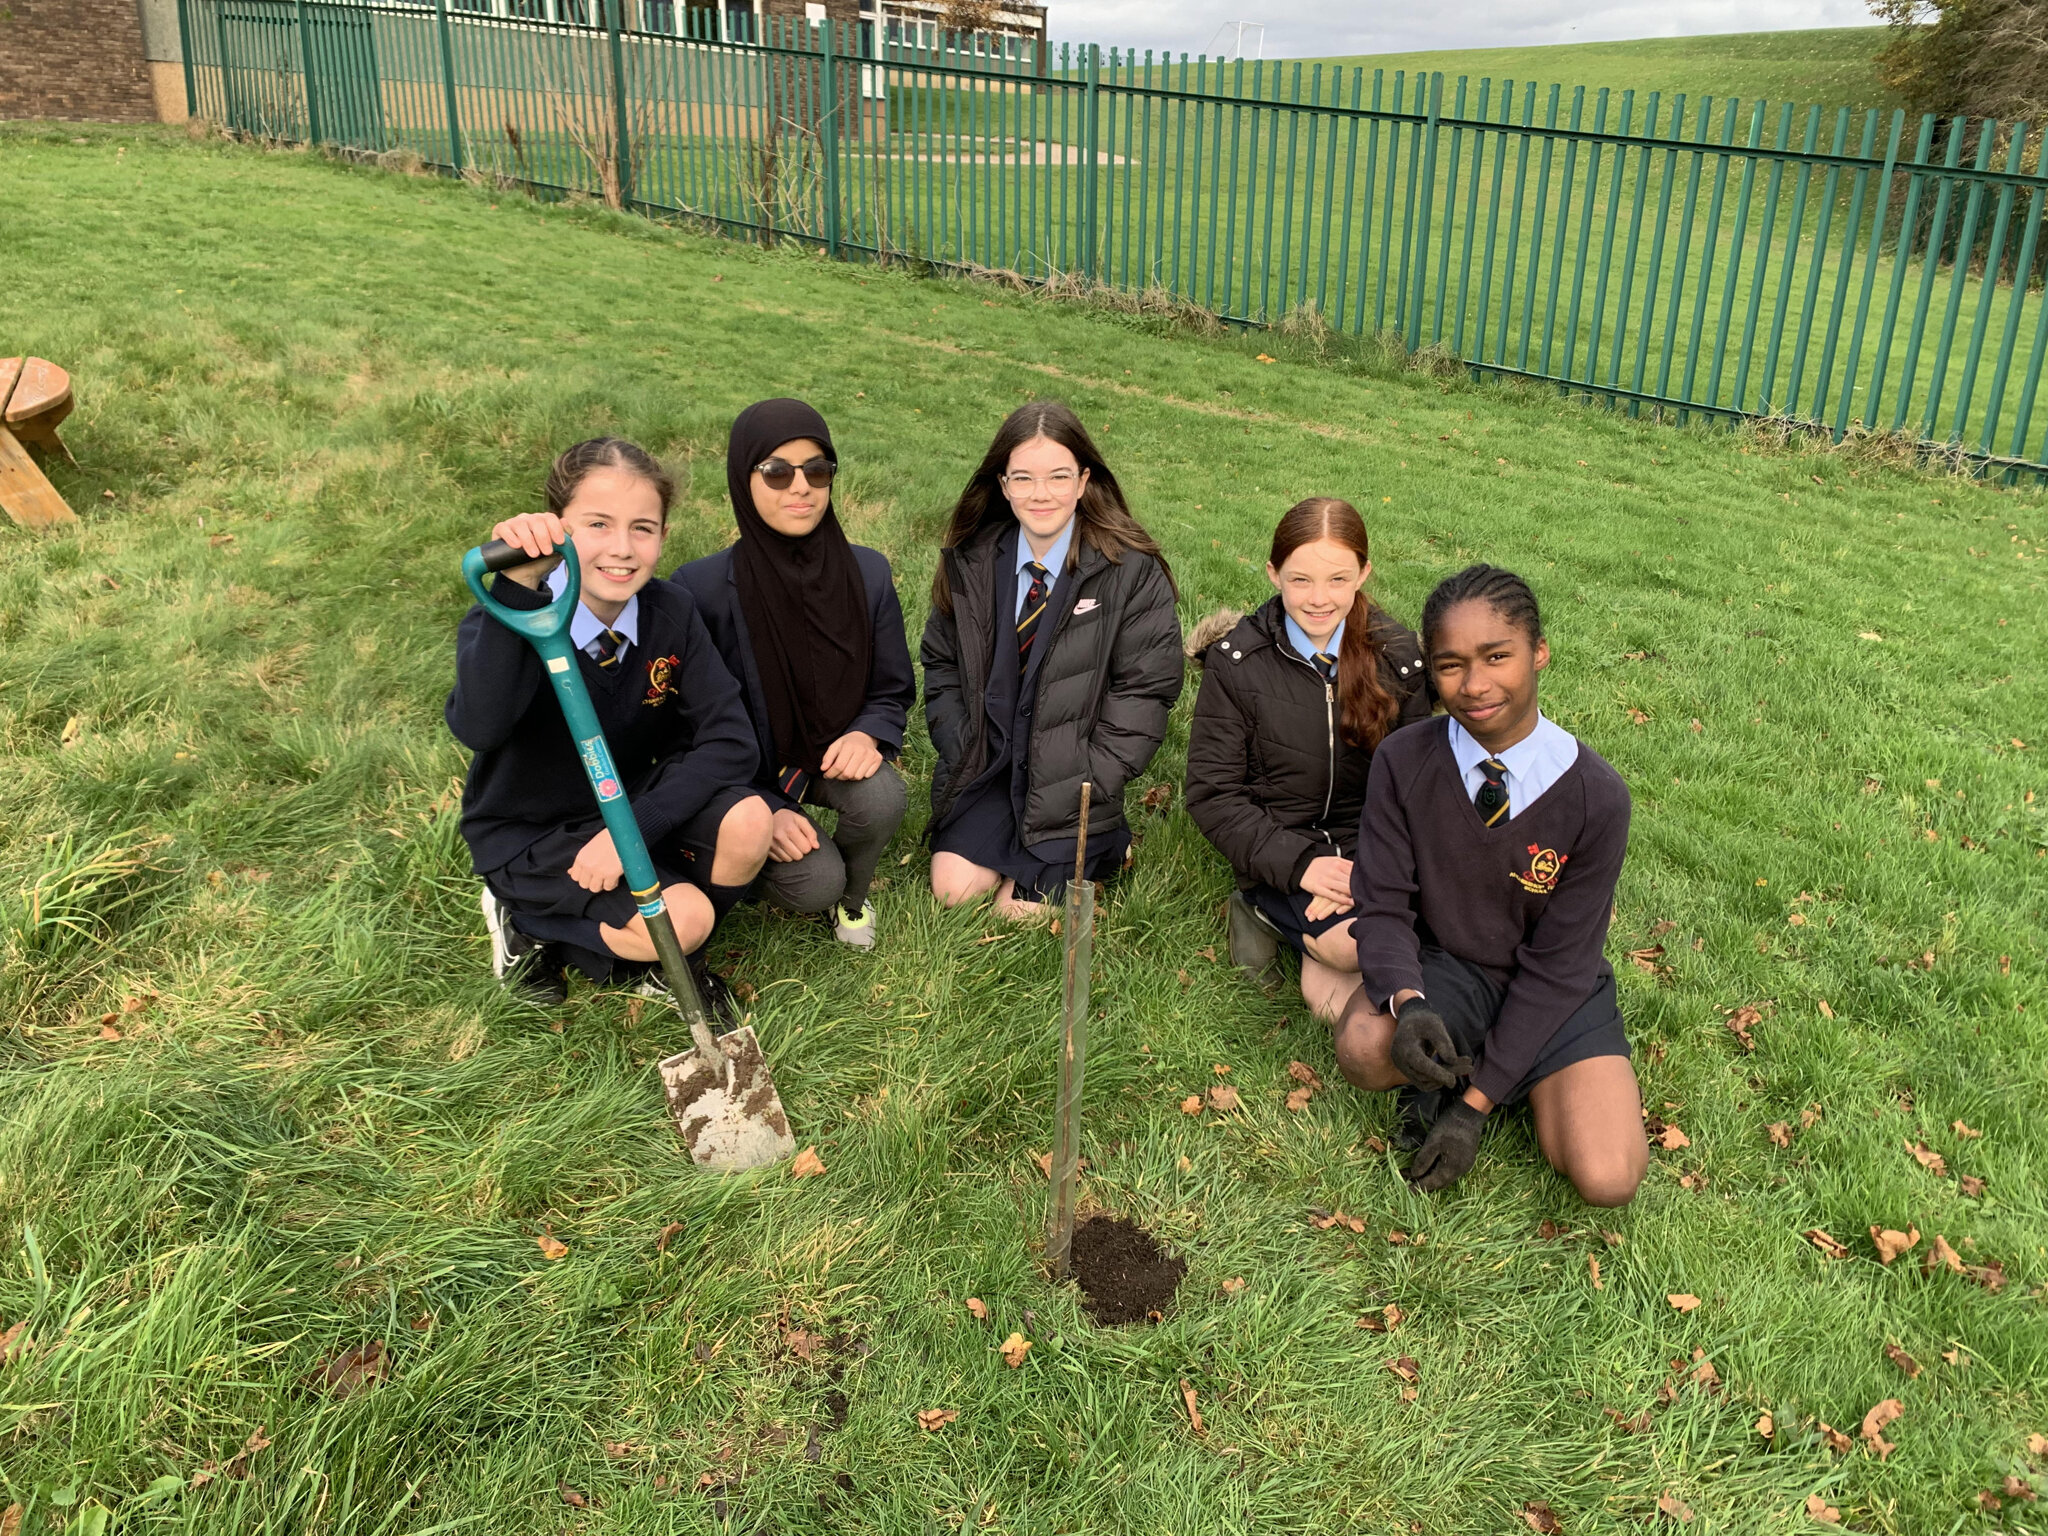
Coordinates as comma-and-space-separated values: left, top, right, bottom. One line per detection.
448, 438, 772, 1006
1337, 564, 1648, 1206
922, 400, 1184, 919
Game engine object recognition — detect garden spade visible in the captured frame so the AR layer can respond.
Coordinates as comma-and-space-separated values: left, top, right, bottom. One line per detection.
466, 536, 796, 1172
1044, 782, 1092, 1281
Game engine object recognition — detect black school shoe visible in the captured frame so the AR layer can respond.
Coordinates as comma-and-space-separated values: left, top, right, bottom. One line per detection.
481, 886, 569, 1007
628, 958, 741, 1030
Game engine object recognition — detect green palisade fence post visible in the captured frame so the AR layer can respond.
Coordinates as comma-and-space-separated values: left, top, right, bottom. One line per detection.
1588, 89, 1630, 385
1355, 68, 1382, 336
1704, 99, 1768, 412
1921, 120, 1997, 438
1863, 114, 1938, 424
1539, 84, 1583, 380
1477, 80, 1512, 365
1497, 82, 1533, 366
1732, 104, 1795, 411
1334, 66, 1361, 330
1515, 83, 1559, 373
1679, 98, 1739, 414
176, 0, 197, 122
1891, 119, 1965, 428
434, 0, 463, 174
1835, 110, 1906, 439
606, 0, 632, 208
1434, 74, 1467, 348
1405, 72, 1441, 351
1811, 111, 1881, 432
1453, 77, 1486, 357
1083, 43, 1100, 282
1760, 108, 1822, 412
1631, 95, 1684, 414
212, 0, 230, 131
2012, 173, 2048, 463
1949, 124, 2027, 443
1561, 86, 1604, 381
294, 0, 319, 144
1980, 127, 2046, 458
1786, 107, 1847, 417
1655, 98, 1712, 414
820, 18, 840, 258
1607, 92, 1655, 390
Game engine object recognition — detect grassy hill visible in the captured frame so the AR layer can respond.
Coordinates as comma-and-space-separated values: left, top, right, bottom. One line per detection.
1300, 27, 1898, 113
0, 125, 2042, 1534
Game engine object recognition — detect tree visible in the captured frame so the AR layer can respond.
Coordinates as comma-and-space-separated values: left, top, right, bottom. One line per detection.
1869, 0, 2048, 121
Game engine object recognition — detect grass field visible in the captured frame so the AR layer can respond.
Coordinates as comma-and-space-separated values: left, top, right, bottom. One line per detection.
2, 124, 2046, 1535
1306, 29, 1899, 116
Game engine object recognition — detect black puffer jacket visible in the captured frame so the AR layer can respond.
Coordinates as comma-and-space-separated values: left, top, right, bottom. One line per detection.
922, 526, 1183, 847
1185, 596, 1431, 891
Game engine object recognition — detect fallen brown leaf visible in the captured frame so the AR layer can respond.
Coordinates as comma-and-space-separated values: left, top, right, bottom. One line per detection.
1767, 1122, 1793, 1148
1817, 998, 1836, 1019
1206, 1085, 1241, 1112
784, 1327, 827, 1361
1667, 1293, 1702, 1313
1627, 945, 1666, 973
1180, 1094, 1203, 1115
1285, 1086, 1314, 1112
1801, 1104, 1824, 1129
1953, 1119, 1981, 1138
1942, 1347, 1963, 1366
790, 1146, 827, 1178
1967, 1260, 2007, 1292
1958, 1174, 1986, 1198
1220, 1276, 1248, 1297
1386, 1355, 1420, 1386
1521, 1499, 1565, 1533
1654, 1123, 1691, 1150
307, 1340, 389, 1398
1286, 1060, 1324, 1090
558, 1481, 589, 1510
1690, 1350, 1721, 1391
1805, 1227, 1850, 1259
0, 1504, 17, 1536
1905, 1140, 1948, 1177
1364, 1135, 1387, 1154
1870, 1225, 1920, 1264
2002, 1475, 2038, 1502
1805, 1492, 1841, 1523
998, 1332, 1031, 1368
1925, 1233, 1965, 1273
1755, 1412, 1774, 1439
655, 1221, 685, 1254
966, 1297, 989, 1321
916, 1408, 957, 1432
1604, 1406, 1651, 1433
1589, 1256, 1603, 1291
1820, 1422, 1854, 1455
1657, 1491, 1694, 1522
536, 1233, 569, 1261
1179, 1378, 1203, 1434
1726, 1004, 1764, 1052
98, 1023, 122, 1041
1885, 1342, 1922, 1378
1860, 1398, 1903, 1460
1979, 1490, 2003, 1513
2026, 1432, 2048, 1457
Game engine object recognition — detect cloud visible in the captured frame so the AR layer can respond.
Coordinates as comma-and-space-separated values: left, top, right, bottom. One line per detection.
1050, 0, 1875, 59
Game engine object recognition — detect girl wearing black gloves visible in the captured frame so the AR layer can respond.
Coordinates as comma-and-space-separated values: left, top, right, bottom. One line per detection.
674, 399, 915, 949
922, 400, 1183, 919
1185, 498, 1431, 1021
1337, 564, 1647, 1206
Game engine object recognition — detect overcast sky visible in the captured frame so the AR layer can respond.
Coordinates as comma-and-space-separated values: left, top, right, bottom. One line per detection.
1049, 0, 1877, 58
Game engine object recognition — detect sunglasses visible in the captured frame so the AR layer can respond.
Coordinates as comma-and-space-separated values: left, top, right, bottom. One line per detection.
755, 456, 837, 491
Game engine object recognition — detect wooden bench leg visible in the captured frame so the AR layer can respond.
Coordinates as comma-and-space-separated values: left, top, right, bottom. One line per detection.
11, 419, 75, 466
0, 424, 77, 528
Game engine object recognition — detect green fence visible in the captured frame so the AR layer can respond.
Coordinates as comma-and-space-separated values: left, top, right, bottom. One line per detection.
177, 0, 2048, 481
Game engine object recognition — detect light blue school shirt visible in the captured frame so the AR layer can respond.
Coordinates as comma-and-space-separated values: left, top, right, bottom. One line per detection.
1014, 519, 1076, 621
1283, 613, 1346, 667
1447, 712, 1579, 819
547, 562, 641, 658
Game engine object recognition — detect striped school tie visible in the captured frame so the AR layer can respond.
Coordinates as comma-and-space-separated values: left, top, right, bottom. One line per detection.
1312, 650, 1337, 686
587, 627, 627, 668
777, 764, 811, 803
1474, 757, 1510, 826
1016, 561, 1050, 665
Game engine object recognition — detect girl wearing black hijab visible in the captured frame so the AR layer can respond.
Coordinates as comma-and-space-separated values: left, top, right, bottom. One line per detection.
673, 399, 915, 947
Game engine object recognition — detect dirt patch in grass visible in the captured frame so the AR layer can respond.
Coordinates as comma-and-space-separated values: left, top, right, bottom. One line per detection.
1071, 1216, 1185, 1325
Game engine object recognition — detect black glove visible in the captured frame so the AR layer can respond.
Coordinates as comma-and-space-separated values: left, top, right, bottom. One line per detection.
1407, 1100, 1486, 1193
1389, 999, 1472, 1091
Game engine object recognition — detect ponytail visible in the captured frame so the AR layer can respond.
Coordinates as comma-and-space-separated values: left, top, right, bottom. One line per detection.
1268, 497, 1399, 750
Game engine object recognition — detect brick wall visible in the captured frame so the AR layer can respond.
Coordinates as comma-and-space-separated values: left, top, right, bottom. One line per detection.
0, 0, 158, 121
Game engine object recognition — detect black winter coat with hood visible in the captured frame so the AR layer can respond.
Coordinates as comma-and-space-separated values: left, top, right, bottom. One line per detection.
1185, 595, 1431, 892
922, 524, 1184, 849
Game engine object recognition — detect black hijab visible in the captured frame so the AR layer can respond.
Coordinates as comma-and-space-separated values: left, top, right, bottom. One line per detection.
726, 399, 873, 777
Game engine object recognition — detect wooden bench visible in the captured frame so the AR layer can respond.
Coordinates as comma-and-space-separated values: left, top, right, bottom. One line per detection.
0, 357, 79, 529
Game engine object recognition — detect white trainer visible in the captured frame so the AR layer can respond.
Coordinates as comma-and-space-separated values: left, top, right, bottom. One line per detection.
832, 900, 877, 949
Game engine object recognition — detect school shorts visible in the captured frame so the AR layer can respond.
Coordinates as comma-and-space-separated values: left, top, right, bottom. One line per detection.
483, 785, 761, 965
1416, 944, 1629, 1107
1247, 882, 1352, 954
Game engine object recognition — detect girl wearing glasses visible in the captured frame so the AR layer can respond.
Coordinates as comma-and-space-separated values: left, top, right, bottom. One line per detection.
923, 400, 1183, 919
673, 399, 915, 948
1185, 498, 1431, 1023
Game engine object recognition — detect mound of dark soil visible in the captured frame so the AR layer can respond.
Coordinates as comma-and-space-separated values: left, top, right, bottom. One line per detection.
1070, 1216, 1185, 1325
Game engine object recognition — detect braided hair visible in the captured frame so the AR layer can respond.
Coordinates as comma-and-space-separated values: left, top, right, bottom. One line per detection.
1419, 564, 1543, 656
544, 437, 677, 520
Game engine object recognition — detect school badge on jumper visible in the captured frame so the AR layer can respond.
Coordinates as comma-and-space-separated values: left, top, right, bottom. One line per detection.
643, 653, 681, 707
1509, 843, 1567, 893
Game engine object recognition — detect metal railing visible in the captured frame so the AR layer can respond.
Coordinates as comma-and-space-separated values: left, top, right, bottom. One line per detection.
177, 0, 2048, 481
